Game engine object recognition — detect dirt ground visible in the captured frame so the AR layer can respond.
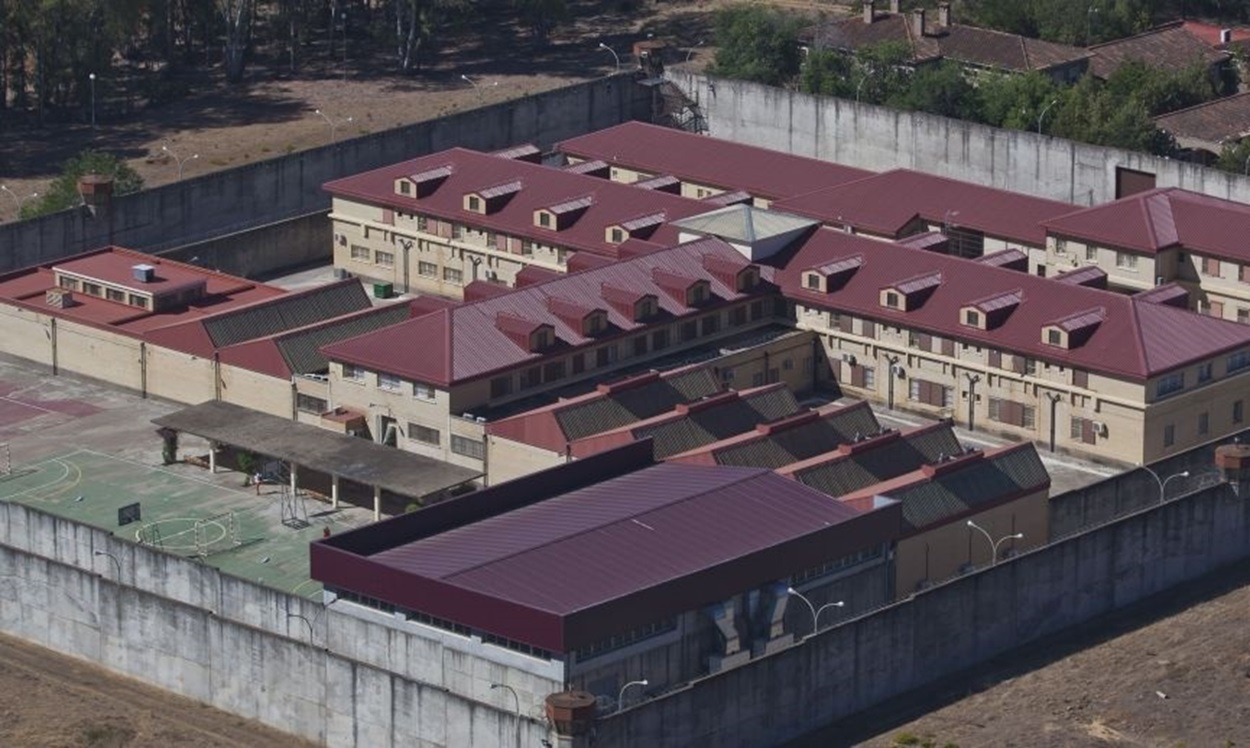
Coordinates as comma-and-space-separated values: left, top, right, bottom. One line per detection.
0, 631, 312, 748
803, 563, 1250, 748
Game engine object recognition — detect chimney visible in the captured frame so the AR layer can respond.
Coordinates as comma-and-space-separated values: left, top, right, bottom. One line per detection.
889, 0, 899, 13
863, 0, 875, 24
1220, 28, 1232, 45
938, 2, 952, 27
1214, 442, 1250, 496
912, 8, 926, 37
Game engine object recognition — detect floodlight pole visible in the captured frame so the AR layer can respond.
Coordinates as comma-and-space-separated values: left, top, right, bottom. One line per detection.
617, 679, 648, 712
1142, 466, 1190, 503
598, 42, 621, 72
966, 520, 1023, 565
93, 550, 122, 579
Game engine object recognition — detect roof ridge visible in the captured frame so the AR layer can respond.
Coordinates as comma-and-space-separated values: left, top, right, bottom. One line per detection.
1127, 298, 1151, 377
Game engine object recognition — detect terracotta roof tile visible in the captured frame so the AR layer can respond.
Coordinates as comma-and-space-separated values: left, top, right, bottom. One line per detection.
1153, 91, 1250, 147
1089, 21, 1229, 79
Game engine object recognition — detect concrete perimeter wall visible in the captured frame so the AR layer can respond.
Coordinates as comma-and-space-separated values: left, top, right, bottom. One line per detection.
0, 73, 646, 273
596, 481, 1250, 747
0, 502, 558, 747
669, 71, 1250, 207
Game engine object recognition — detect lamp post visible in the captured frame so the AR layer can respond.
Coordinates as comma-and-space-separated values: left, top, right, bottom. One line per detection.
1243, 153, 1250, 176
786, 586, 844, 636
1037, 99, 1058, 134
855, 68, 877, 103
966, 520, 1023, 565
89, 73, 97, 128
617, 679, 648, 712
885, 354, 900, 410
286, 613, 314, 643
92, 550, 121, 578
1142, 466, 1190, 503
314, 109, 354, 143
1, 185, 38, 215
162, 143, 198, 180
598, 42, 621, 72
686, 40, 703, 63
963, 372, 980, 431
491, 683, 521, 717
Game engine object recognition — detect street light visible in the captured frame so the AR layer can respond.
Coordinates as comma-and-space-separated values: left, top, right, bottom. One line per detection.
491, 683, 521, 717
1037, 99, 1058, 134
966, 520, 1023, 565
162, 143, 198, 180
1243, 153, 1250, 176
617, 679, 648, 712
786, 587, 844, 636
598, 42, 621, 72
686, 40, 704, 63
855, 68, 878, 103
92, 549, 121, 578
0, 185, 39, 215
1142, 466, 1189, 503
89, 73, 97, 128
314, 109, 354, 144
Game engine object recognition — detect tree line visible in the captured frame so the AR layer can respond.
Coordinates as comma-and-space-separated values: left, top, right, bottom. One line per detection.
0, 0, 570, 124
710, 4, 1247, 173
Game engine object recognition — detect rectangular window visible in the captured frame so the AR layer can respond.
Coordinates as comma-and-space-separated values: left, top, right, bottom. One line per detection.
651, 329, 669, 351
375, 250, 395, 267
1155, 372, 1185, 398
521, 240, 534, 256
490, 376, 512, 398
413, 382, 436, 401
1047, 329, 1062, 346
417, 215, 429, 231
1202, 257, 1221, 277
468, 196, 481, 212
907, 379, 952, 407
805, 274, 821, 290
632, 336, 647, 357
1239, 309, 1250, 324
1235, 400, 1244, 424
1198, 411, 1209, 436
521, 366, 542, 389
1115, 252, 1138, 270
1197, 362, 1213, 383
451, 224, 463, 240
571, 353, 585, 375
681, 321, 698, 342
1024, 358, 1037, 376
1085, 245, 1097, 261
1228, 350, 1250, 373
418, 261, 437, 277
730, 306, 747, 326
105, 288, 125, 302
751, 300, 764, 320
543, 361, 565, 382
350, 245, 370, 261
342, 364, 366, 382
595, 345, 618, 367
963, 310, 980, 327
443, 267, 463, 284
378, 372, 403, 391
1163, 423, 1175, 448
296, 394, 328, 414
701, 315, 721, 335
82, 282, 102, 296
451, 434, 485, 460
885, 291, 900, 308
1073, 369, 1088, 388
410, 424, 440, 446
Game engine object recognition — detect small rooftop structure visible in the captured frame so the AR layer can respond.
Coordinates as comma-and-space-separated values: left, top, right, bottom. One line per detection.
671, 205, 820, 261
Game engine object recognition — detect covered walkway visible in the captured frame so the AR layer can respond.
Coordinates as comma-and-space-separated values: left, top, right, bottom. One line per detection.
154, 401, 482, 520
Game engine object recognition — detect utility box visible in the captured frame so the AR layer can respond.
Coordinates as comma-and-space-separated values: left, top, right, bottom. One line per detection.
372, 282, 394, 299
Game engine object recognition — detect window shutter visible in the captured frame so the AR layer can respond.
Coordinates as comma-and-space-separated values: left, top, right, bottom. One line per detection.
988, 350, 1002, 368
941, 338, 954, 356
1073, 369, 1088, 388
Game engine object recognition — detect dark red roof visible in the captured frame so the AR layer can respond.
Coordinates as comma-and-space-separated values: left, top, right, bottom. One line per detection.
773, 169, 1074, 246
1042, 187, 1250, 262
1180, 20, 1250, 47
1089, 21, 1229, 79
321, 238, 771, 386
323, 147, 710, 260
776, 228, 1250, 379
314, 447, 899, 652
1154, 91, 1250, 146
554, 122, 873, 201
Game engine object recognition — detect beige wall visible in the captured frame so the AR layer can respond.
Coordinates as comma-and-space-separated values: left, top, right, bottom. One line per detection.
146, 345, 216, 405
485, 437, 563, 485
894, 488, 1048, 597
218, 365, 292, 419
0, 305, 55, 368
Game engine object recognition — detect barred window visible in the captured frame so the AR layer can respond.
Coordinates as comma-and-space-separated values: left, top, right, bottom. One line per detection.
350, 244, 370, 261
451, 435, 484, 460
410, 424, 440, 446
296, 394, 327, 414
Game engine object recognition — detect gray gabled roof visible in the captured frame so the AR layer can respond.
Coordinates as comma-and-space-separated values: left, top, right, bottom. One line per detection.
795, 424, 963, 498
635, 386, 801, 458
893, 445, 1049, 531
275, 303, 415, 374
553, 368, 722, 441
713, 406, 882, 469
672, 205, 820, 244
203, 281, 371, 348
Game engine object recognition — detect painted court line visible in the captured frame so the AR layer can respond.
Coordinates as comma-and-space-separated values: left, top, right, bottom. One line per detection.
0, 395, 58, 415
0, 450, 89, 501
74, 447, 254, 494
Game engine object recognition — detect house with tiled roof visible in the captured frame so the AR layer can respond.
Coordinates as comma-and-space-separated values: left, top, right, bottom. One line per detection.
781, 226, 1250, 463
804, 1, 1089, 83
1153, 91, 1250, 160
322, 146, 713, 299
772, 169, 1076, 266
554, 121, 874, 207
1088, 20, 1230, 81
1040, 187, 1250, 322
316, 237, 818, 471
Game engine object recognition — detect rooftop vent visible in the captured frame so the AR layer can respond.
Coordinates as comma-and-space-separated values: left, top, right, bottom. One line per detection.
45, 288, 74, 308
132, 264, 156, 283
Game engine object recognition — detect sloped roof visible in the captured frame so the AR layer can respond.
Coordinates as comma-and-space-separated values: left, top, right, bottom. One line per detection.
808, 12, 1088, 72
321, 237, 772, 386
1042, 187, 1250, 263
671, 204, 820, 243
773, 169, 1074, 246
776, 227, 1250, 379
1153, 91, 1250, 148
323, 147, 710, 260
554, 121, 874, 201
842, 443, 1049, 532
667, 401, 882, 468
780, 421, 963, 498
485, 366, 723, 451
1089, 21, 1229, 79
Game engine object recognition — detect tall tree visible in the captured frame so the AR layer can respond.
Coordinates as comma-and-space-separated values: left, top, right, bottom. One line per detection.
24, 150, 144, 218
709, 4, 802, 87
218, 0, 255, 83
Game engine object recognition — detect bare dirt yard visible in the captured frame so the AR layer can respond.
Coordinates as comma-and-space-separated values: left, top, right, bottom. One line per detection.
797, 563, 1250, 748
0, 631, 312, 748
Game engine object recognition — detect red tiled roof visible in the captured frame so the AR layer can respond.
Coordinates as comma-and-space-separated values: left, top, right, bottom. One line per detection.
321, 238, 772, 386
1089, 21, 1229, 79
777, 227, 1250, 379
773, 169, 1075, 246
555, 122, 874, 201
1042, 187, 1250, 262
1153, 91, 1250, 147
323, 147, 710, 260
1181, 20, 1250, 47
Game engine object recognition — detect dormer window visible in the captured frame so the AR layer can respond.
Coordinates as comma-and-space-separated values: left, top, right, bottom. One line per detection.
399, 181, 412, 195
687, 281, 710, 306
737, 267, 759, 292
608, 227, 626, 244
880, 271, 942, 312
530, 327, 553, 350
961, 290, 1021, 330
964, 309, 981, 327
1047, 329, 1062, 346
635, 296, 657, 320
467, 195, 482, 213
884, 291, 901, 309
1043, 307, 1104, 349
536, 196, 593, 230
399, 165, 452, 198
804, 272, 823, 291
538, 212, 552, 228
584, 311, 607, 336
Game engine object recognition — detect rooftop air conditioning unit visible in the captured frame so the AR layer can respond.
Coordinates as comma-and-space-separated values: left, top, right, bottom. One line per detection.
132, 264, 155, 283
1155, 276, 1165, 286
1092, 421, 1108, 437
842, 353, 857, 366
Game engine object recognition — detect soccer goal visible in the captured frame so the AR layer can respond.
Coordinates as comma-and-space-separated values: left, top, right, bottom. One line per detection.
195, 511, 241, 557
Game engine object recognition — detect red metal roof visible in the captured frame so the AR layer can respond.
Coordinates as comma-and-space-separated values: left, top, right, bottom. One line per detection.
1042, 187, 1250, 263
323, 147, 710, 260
1089, 21, 1229, 79
321, 238, 771, 386
554, 121, 874, 201
777, 228, 1250, 379
773, 169, 1074, 246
